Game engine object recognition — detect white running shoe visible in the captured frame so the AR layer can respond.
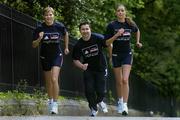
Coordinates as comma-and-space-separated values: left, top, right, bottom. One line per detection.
117, 101, 123, 114
48, 102, 53, 113
51, 102, 58, 114
90, 108, 98, 117
98, 101, 108, 113
122, 103, 128, 116
47, 99, 53, 113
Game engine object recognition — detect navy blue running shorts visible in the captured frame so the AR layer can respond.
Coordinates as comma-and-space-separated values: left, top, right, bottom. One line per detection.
40, 53, 63, 71
112, 52, 133, 68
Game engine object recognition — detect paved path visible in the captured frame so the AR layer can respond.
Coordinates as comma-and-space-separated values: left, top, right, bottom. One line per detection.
0, 116, 179, 120
0, 99, 179, 119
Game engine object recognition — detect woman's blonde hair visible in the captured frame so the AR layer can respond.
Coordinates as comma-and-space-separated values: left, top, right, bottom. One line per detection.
43, 6, 54, 15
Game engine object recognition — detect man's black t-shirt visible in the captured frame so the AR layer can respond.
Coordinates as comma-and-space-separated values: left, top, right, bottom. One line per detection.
72, 33, 107, 72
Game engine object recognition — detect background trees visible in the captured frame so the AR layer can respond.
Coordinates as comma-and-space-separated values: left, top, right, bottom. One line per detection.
133, 0, 180, 116
0, 0, 179, 116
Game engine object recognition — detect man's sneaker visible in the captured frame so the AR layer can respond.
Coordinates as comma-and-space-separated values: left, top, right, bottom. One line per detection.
51, 102, 58, 114
90, 108, 98, 117
122, 103, 128, 116
98, 101, 108, 113
117, 101, 123, 114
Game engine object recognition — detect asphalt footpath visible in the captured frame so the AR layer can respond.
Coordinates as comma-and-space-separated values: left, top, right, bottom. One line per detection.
0, 116, 179, 120
0, 99, 179, 120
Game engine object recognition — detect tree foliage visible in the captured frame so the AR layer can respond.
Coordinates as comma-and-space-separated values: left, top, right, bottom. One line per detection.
132, 0, 180, 116
0, 0, 144, 35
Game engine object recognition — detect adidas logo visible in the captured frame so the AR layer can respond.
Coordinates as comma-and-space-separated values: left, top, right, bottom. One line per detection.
44, 36, 49, 40
85, 50, 89, 54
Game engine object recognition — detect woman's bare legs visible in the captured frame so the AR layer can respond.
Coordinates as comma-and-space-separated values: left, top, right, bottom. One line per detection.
44, 66, 60, 114
44, 66, 60, 100
44, 71, 53, 99
51, 66, 60, 100
114, 65, 131, 115
122, 65, 131, 103
113, 67, 123, 98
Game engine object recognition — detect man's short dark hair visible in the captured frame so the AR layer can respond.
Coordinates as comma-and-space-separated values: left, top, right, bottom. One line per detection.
79, 22, 91, 29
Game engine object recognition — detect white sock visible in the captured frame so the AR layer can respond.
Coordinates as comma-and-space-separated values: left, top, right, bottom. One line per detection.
124, 102, 127, 105
118, 97, 123, 103
48, 98, 53, 104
